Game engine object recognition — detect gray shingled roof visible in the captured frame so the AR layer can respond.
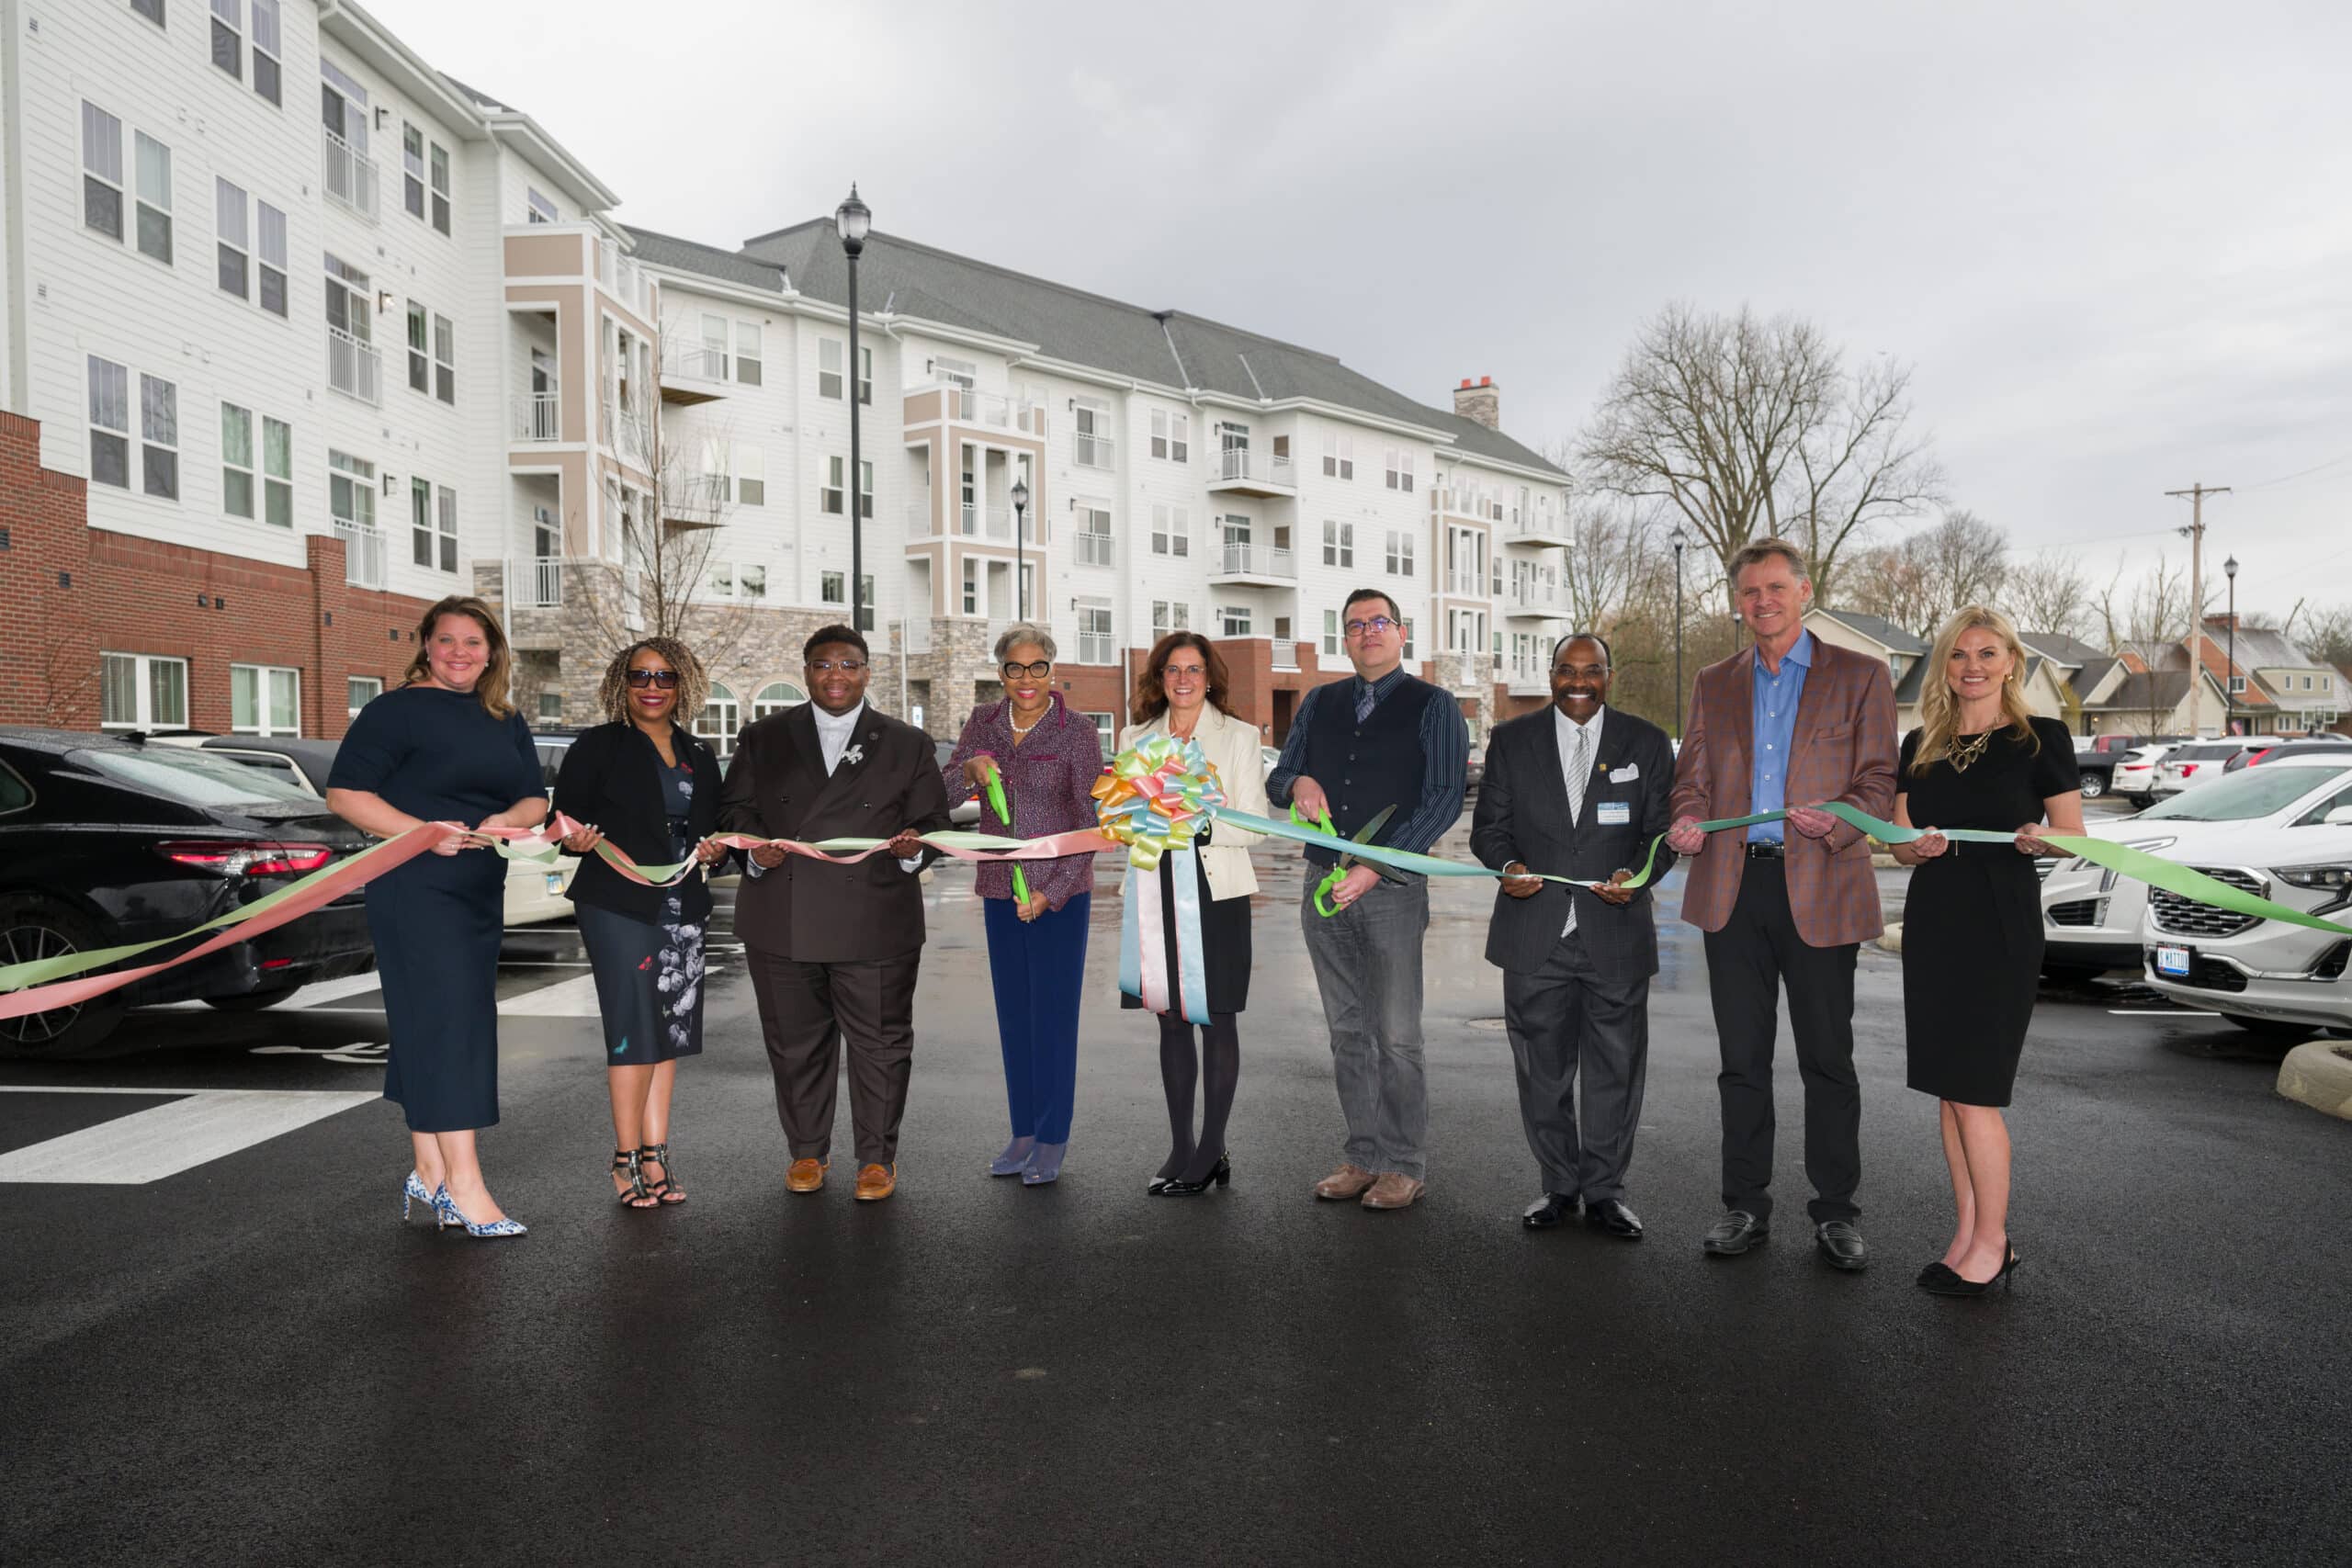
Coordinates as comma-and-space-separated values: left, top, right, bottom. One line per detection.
2020, 631, 2104, 669
2085, 671, 2195, 713
623, 226, 786, 296
645, 219, 1562, 477
1816, 607, 1929, 655
442, 76, 513, 113
2211, 621, 2319, 670
2072, 655, 2120, 696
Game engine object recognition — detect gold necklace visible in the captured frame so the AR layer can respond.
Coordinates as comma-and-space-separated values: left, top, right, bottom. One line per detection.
1947, 729, 1994, 772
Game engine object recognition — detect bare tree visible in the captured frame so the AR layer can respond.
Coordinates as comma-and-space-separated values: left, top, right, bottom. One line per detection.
2292, 603, 2352, 667
1558, 492, 1662, 634
1576, 302, 1944, 606
2094, 555, 2192, 653
2005, 549, 2095, 641
1837, 510, 2007, 638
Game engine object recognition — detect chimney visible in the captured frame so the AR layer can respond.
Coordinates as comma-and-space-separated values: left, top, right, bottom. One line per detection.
1453, 375, 1499, 431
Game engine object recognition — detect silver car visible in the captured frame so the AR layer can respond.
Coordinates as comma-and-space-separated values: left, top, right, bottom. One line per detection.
2149, 738, 2263, 801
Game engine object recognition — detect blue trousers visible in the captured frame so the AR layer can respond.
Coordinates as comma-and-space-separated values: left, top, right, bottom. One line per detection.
982, 893, 1090, 1144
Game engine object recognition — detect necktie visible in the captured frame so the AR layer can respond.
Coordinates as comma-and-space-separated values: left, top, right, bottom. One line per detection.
1566, 722, 1589, 827
1354, 682, 1376, 724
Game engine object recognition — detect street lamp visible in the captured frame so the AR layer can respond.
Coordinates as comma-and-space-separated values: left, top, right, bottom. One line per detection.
835, 184, 870, 632
1011, 477, 1030, 621
2224, 553, 2240, 735
1669, 526, 1688, 739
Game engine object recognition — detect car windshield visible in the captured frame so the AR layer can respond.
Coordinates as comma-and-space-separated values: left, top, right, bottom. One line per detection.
76, 746, 322, 807
2137, 763, 2352, 821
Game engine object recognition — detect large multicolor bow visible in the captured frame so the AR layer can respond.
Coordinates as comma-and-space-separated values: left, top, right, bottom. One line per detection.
1091, 735, 1227, 870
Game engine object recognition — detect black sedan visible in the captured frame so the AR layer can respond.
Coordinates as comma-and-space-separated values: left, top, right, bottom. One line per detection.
0, 729, 376, 1058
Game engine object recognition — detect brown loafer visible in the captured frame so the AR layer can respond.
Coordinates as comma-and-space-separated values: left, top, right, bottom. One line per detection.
786, 1157, 828, 1193
1313, 1163, 1377, 1201
1360, 1173, 1426, 1211
854, 1163, 897, 1202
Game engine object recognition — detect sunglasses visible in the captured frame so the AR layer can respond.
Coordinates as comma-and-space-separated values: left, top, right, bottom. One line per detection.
808, 659, 868, 674
1001, 660, 1052, 680
624, 669, 681, 689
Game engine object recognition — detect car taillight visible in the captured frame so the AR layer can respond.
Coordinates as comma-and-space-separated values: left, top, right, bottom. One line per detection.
155, 840, 334, 876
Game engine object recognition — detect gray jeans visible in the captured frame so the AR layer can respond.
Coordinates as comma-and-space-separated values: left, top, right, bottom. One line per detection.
1301, 874, 1430, 1179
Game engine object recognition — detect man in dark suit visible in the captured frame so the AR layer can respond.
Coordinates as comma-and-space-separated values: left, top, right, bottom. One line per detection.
718, 625, 953, 1203
1471, 633, 1677, 1239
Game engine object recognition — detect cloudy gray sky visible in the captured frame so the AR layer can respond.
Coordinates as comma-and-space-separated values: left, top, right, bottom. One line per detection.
389, 0, 2352, 618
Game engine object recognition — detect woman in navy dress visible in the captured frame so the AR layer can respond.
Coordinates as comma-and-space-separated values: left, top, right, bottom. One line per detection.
553, 638, 729, 1209
326, 595, 547, 1238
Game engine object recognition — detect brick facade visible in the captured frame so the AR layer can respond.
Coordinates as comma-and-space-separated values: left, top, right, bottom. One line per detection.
0, 413, 431, 738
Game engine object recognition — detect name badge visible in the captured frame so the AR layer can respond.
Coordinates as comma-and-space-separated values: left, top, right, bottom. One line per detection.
1610, 763, 1640, 784
1597, 802, 1632, 826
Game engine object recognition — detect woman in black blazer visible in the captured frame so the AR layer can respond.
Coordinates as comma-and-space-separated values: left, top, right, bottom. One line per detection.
554, 638, 729, 1208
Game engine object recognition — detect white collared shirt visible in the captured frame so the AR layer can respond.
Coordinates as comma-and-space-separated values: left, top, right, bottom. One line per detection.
1551, 704, 1606, 936
747, 699, 922, 875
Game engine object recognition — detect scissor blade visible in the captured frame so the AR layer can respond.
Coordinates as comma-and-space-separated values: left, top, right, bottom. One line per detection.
1339, 804, 1402, 880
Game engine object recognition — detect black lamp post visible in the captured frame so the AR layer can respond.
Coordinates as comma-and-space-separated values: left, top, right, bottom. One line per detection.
835, 184, 871, 631
1012, 477, 1030, 620
2223, 553, 2239, 734
1669, 526, 1688, 739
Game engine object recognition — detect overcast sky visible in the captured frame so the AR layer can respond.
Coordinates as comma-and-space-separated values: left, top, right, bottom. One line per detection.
386, 0, 2352, 620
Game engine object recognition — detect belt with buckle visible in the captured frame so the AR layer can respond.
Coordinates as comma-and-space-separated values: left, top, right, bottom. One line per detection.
1743, 841, 1785, 860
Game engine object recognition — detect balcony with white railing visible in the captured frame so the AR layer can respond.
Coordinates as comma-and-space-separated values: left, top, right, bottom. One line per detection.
662, 344, 729, 404
333, 520, 386, 589
1206, 449, 1297, 498
962, 502, 1014, 541
663, 472, 728, 528
904, 381, 1046, 437
321, 129, 379, 220
1078, 630, 1116, 665
1505, 657, 1548, 696
512, 393, 560, 443
1503, 510, 1574, 547
1076, 532, 1115, 567
1504, 579, 1570, 618
1442, 570, 1485, 598
508, 556, 563, 608
1271, 640, 1301, 671
328, 327, 380, 405
1209, 542, 1296, 585
1072, 431, 1117, 470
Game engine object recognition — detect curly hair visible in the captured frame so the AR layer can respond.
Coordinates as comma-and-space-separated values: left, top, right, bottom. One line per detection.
595, 637, 710, 728
402, 596, 514, 717
1131, 631, 1231, 727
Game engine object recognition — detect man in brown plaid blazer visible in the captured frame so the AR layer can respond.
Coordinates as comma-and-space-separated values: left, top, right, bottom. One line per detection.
1668, 539, 1896, 1271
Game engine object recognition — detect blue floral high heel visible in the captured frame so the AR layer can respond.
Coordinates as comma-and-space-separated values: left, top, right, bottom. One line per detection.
401, 1171, 456, 1227
432, 1185, 528, 1239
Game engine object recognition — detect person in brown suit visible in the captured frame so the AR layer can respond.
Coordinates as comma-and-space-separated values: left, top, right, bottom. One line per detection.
1667, 539, 1896, 1270
718, 625, 953, 1203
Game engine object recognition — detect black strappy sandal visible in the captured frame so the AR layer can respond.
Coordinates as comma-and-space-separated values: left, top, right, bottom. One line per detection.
638, 1143, 685, 1205
612, 1148, 657, 1209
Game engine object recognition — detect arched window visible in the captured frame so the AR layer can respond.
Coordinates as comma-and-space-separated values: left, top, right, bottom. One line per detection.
698, 681, 740, 755
752, 680, 805, 719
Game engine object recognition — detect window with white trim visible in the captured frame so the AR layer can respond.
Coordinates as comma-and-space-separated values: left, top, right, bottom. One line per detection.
347, 675, 381, 717
735, 443, 765, 506
961, 558, 981, 615
1218, 604, 1253, 637
88, 356, 130, 489
210, 0, 243, 81
753, 682, 805, 717
1076, 598, 1114, 664
135, 131, 173, 264
256, 201, 288, 316
408, 479, 435, 568
215, 179, 250, 299
1085, 711, 1116, 753
1385, 449, 1415, 492
1151, 503, 1190, 558
324, 254, 373, 400
251, 1, 282, 104
526, 186, 558, 224
1322, 430, 1354, 480
1150, 408, 1190, 462
1322, 520, 1353, 568
858, 459, 875, 519
821, 455, 844, 515
130, 0, 165, 27
401, 124, 425, 220
101, 652, 188, 730
735, 321, 763, 385
82, 102, 125, 242
262, 416, 292, 526
856, 345, 873, 405
1077, 504, 1114, 566
141, 375, 179, 500
707, 561, 735, 599
433, 314, 456, 404
738, 564, 766, 600
698, 682, 740, 756
232, 663, 300, 737
220, 402, 255, 519
406, 302, 430, 393
1074, 400, 1112, 468
329, 449, 375, 531
933, 356, 976, 389
1323, 609, 1340, 656
1152, 601, 1189, 639
818, 337, 844, 400
820, 570, 847, 605
428, 142, 451, 235
1385, 529, 1415, 576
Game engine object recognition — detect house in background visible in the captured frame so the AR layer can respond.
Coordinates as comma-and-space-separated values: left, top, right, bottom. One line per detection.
2200, 616, 2343, 736
1806, 607, 2070, 733
2074, 663, 2232, 739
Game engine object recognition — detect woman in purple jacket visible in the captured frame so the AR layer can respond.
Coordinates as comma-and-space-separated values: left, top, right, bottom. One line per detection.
944, 624, 1108, 1185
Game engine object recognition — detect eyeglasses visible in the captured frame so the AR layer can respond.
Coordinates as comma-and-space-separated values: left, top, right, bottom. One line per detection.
1553, 663, 1609, 681
624, 669, 681, 689
1001, 660, 1052, 680
1162, 662, 1208, 680
1344, 615, 1399, 638
808, 659, 868, 674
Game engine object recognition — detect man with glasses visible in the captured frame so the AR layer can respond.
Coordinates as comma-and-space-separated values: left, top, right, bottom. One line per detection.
1267, 589, 1468, 1211
719, 625, 953, 1203
1470, 634, 1676, 1238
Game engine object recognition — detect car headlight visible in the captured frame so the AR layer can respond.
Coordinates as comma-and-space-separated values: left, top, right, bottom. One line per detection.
2273, 863, 2352, 892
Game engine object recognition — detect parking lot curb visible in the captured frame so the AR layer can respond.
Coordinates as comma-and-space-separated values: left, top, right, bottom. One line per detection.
2277, 1041, 2352, 1122
1876, 922, 1902, 953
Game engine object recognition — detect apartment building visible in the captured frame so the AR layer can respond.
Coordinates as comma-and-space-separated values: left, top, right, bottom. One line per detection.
0, 0, 650, 735
1, 0, 1570, 753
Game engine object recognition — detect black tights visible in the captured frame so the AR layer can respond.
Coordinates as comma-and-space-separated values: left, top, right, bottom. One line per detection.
1157, 1010, 1240, 1185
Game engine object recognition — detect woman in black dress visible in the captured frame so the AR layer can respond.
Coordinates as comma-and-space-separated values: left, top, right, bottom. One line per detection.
1890, 605, 2083, 1296
326, 596, 548, 1239
1118, 633, 1270, 1197
554, 640, 730, 1209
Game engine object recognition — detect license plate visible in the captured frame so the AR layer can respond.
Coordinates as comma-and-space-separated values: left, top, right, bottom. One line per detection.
544, 872, 564, 895
2154, 944, 2193, 978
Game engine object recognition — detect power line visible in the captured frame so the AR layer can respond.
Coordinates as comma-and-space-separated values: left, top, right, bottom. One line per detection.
2237, 449, 2352, 493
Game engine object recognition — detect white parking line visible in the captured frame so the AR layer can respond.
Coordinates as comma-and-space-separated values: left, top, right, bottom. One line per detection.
2108, 1009, 2221, 1016
0, 1088, 379, 1184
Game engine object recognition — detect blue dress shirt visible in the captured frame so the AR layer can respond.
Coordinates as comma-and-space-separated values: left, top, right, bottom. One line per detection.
1747, 631, 1814, 843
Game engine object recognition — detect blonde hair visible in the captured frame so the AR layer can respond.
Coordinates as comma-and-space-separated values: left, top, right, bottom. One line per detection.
403, 595, 514, 717
1911, 604, 2038, 775
595, 637, 710, 728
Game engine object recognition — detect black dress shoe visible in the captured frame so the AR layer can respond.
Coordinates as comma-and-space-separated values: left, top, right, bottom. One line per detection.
1815, 1220, 1870, 1271
1916, 1259, 1958, 1287
1701, 1210, 1769, 1255
1521, 1192, 1578, 1230
1583, 1198, 1644, 1239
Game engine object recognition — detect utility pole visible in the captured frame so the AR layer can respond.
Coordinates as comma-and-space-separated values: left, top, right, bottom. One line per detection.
2166, 481, 2230, 735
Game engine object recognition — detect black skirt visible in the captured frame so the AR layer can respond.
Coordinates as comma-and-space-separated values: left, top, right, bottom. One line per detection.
1121, 849, 1251, 1016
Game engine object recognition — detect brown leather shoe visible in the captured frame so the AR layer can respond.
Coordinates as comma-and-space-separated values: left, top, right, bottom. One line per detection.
1313, 1163, 1377, 1201
854, 1163, 897, 1202
786, 1157, 828, 1193
1360, 1173, 1426, 1211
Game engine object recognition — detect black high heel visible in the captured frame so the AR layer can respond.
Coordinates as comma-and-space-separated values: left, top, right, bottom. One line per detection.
1155, 1152, 1231, 1197
1922, 1246, 2018, 1296
637, 1142, 684, 1205
612, 1149, 655, 1209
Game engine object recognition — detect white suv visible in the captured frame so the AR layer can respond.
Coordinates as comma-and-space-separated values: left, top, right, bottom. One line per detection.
2150, 738, 2263, 801
2040, 753, 2352, 976
2141, 816, 2352, 1036
2109, 743, 2174, 807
